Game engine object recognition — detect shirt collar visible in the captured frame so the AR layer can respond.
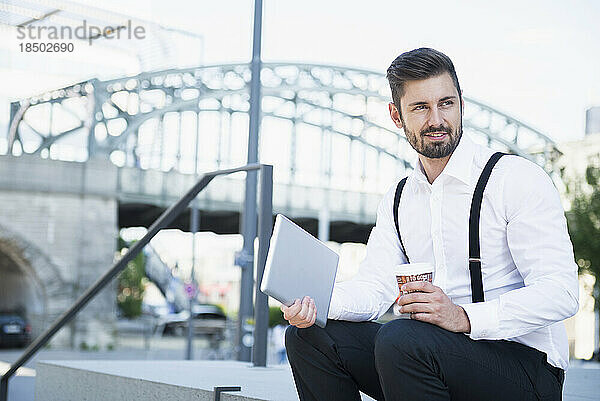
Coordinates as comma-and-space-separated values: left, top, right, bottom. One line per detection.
411, 157, 429, 184
410, 133, 475, 186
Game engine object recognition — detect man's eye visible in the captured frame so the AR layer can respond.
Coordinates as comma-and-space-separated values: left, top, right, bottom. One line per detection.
413, 105, 426, 111
441, 100, 454, 107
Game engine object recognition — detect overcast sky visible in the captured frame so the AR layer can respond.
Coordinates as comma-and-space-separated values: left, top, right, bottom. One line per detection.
2, 0, 599, 143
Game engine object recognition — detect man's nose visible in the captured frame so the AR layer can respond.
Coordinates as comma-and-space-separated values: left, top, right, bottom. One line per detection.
427, 107, 444, 127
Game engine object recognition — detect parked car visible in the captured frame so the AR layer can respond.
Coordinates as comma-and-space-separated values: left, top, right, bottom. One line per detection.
0, 313, 31, 348
160, 304, 228, 345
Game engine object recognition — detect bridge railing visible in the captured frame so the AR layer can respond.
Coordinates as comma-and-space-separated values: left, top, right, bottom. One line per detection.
0, 163, 274, 401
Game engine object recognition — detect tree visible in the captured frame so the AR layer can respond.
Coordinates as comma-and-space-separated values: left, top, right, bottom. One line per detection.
269, 306, 286, 328
116, 239, 146, 319
565, 162, 600, 359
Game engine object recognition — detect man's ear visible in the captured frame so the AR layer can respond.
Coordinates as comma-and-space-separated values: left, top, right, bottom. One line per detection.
389, 102, 403, 129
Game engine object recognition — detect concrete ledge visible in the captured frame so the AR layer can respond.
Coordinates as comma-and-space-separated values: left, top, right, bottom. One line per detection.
36, 360, 297, 401
35, 360, 599, 401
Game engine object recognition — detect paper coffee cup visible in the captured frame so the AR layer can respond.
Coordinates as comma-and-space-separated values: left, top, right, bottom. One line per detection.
393, 262, 434, 318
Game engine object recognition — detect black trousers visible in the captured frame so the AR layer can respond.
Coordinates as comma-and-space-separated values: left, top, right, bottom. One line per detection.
285, 319, 564, 401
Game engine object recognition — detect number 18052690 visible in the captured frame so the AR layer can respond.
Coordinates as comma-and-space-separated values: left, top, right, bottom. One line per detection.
19, 42, 74, 52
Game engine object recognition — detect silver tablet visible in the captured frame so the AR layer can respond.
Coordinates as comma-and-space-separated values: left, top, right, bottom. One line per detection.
260, 214, 338, 328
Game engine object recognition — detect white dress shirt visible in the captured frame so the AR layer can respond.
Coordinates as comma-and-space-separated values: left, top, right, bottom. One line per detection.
328, 133, 579, 370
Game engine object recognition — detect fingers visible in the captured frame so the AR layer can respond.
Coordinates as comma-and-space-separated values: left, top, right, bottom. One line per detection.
396, 292, 431, 306
401, 280, 437, 294
409, 312, 434, 323
399, 302, 434, 314
281, 299, 302, 321
288, 297, 317, 329
297, 297, 311, 320
309, 306, 317, 325
294, 298, 316, 328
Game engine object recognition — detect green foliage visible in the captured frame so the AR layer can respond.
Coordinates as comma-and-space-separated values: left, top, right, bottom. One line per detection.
566, 161, 600, 357
79, 342, 100, 352
116, 240, 146, 319
566, 162, 600, 309
269, 306, 286, 328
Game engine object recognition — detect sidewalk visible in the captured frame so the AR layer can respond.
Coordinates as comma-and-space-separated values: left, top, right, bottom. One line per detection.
34, 359, 600, 401
2, 346, 599, 401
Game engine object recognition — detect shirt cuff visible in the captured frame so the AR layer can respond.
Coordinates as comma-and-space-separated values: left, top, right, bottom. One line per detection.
460, 298, 500, 340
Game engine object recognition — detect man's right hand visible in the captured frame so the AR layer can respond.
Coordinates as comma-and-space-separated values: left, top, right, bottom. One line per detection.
281, 296, 317, 328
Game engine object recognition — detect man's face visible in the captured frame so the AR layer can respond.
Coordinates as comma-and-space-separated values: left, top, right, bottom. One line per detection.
388, 73, 463, 159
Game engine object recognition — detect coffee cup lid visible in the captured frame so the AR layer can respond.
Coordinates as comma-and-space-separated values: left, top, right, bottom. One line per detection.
394, 262, 434, 276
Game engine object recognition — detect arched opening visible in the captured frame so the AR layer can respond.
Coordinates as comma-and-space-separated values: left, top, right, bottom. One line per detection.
0, 238, 45, 344
0, 230, 71, 344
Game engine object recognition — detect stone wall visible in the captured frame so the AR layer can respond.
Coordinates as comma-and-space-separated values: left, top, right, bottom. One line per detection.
0, 155, 118, 347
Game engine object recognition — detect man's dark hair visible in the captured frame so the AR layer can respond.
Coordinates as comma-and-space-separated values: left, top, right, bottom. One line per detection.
386, 48, 462, 112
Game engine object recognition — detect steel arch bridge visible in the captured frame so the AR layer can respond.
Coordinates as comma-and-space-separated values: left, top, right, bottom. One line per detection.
3, 63, 561, 228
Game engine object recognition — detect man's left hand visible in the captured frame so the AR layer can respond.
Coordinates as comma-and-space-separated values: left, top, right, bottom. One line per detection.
397, 281, 471, 333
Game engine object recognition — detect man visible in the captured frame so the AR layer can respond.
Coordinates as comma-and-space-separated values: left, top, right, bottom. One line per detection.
282, 48, 579, 401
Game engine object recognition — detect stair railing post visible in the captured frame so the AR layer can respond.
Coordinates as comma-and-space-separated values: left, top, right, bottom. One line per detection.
252, 164, 273, 366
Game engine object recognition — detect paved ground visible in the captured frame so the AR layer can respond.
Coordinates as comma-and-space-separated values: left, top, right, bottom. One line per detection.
1, 336, 599, 401
0, 331, 282, 401
32, 359, 600, 401
563, 363, 600, 401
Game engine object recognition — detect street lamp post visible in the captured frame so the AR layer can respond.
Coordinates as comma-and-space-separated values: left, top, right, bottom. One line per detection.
237, 0, 263, 362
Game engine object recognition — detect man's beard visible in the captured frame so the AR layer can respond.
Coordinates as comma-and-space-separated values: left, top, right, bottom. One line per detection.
403, 120, 463, 159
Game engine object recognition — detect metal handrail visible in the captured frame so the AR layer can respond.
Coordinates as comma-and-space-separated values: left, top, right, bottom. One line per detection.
0, 163, 273, 401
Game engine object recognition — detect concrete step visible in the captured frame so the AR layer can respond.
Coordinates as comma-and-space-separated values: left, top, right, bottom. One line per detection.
35, 360, 599, 401
36, 360, 297, 401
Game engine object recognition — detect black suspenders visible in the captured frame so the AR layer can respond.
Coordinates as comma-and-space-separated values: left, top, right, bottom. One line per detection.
393, 152, 507, 303
467, 152, 506, 302
393, 177, 409, 263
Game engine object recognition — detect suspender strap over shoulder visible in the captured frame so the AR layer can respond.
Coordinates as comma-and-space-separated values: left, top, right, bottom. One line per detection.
393, 177, 409, 263
468, 151, 507, 303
